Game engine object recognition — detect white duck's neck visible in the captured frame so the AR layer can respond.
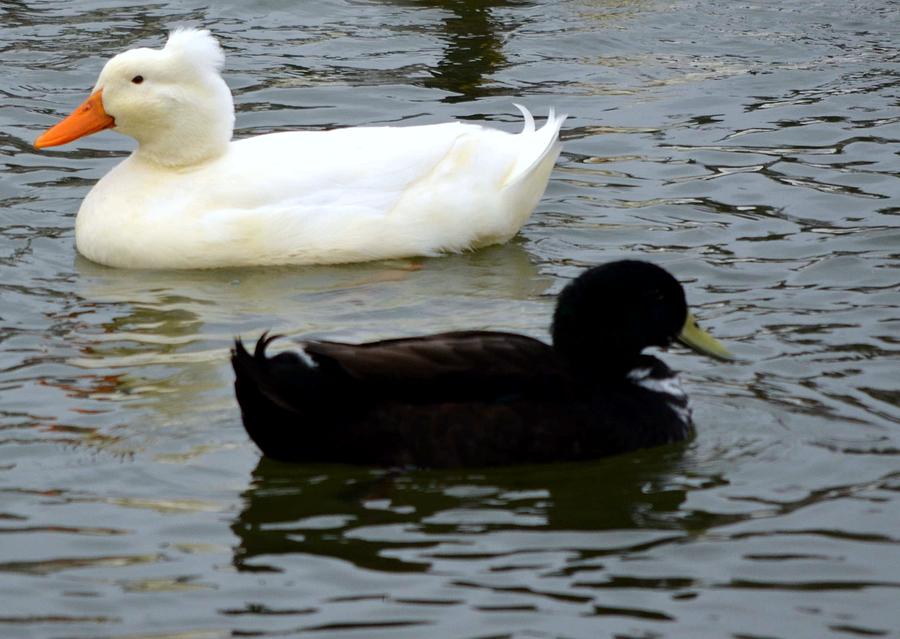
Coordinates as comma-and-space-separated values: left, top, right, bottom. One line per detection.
134, 126, 230, 168
128, 80, 235, 169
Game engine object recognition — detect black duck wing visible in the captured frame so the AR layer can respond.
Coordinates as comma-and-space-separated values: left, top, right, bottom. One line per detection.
302, 330, 571, 402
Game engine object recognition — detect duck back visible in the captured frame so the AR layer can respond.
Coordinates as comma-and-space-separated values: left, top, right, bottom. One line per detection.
232, 334, 692, 468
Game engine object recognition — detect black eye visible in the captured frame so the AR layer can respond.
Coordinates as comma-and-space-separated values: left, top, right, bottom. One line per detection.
131, 75, 144, 84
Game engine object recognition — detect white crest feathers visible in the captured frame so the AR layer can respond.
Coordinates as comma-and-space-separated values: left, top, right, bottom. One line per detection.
164, 27, 225, 72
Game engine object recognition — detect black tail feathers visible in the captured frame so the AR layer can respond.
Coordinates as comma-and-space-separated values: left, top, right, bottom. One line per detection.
231, 333, 345, 462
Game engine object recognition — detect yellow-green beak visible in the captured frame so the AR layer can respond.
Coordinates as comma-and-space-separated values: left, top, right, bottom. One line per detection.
676, 312, 734, 361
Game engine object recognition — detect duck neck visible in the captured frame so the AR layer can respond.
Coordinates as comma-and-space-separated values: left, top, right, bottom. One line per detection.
551, 317, 642, 383
133, 121, 231, 168
560, 348, 640, 384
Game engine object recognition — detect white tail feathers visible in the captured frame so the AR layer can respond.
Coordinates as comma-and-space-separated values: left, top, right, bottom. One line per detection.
513, 103, 536, 134
504, 105, 567, 188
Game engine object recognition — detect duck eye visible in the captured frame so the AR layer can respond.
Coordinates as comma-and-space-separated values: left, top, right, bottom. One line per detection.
131, 75, 144, 84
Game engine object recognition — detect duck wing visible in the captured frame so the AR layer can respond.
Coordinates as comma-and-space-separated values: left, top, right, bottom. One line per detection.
302, 330, 570, 402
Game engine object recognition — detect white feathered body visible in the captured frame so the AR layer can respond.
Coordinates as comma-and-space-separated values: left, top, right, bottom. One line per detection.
77, 112, 563, 269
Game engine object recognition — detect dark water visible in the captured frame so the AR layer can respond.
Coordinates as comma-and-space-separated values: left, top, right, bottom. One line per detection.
2, 1, 899, 637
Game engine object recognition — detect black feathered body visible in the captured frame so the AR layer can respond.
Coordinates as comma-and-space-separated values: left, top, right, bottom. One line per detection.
232, 331, 693, 468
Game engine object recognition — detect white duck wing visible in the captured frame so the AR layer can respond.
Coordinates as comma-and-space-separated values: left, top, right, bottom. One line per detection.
211, 110, 566, 264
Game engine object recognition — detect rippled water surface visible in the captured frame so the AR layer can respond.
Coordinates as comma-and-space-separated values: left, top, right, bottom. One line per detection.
2, 1, 899, 637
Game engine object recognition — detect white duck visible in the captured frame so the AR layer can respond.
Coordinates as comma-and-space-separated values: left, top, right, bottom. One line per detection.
35, 28, 566, 269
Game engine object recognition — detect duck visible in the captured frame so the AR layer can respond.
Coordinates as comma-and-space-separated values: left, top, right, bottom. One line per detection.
33, 28, 566, 269
231, 260, 734, 468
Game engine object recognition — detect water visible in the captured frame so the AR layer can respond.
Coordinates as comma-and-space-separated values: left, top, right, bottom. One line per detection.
1, 0, 899, 637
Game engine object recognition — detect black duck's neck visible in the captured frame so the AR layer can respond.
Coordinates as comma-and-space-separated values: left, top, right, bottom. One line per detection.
551, 328, 643, 382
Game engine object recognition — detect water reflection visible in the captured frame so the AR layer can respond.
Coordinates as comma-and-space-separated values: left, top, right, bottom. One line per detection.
231, 445, 690, 575
61, 245, 549, 442
71, 242, 545, 320
394, 0, 528, 101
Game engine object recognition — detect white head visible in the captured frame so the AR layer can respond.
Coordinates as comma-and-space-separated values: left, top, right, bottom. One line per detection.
36, 28, 235, 167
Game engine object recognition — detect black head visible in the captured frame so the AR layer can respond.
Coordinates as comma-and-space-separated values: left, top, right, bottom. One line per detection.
551, 260, 690, 378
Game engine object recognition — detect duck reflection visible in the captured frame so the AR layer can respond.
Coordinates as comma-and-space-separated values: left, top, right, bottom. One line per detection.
72, 242, 543, 325
64, 244, 545, 438
393, 0, 529, 102
231, 446, 689, 574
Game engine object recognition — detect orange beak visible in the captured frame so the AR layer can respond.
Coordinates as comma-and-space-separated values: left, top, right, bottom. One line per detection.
34, 90, 115, 149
